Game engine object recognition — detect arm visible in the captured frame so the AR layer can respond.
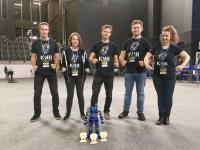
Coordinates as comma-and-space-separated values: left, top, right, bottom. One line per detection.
114, 55, 119, 68
144, 52, 154, 71
61, 50, 67, 72
84, 52, 90, 72
89, 52, 98, 65
31, 53, 38, 72
119, 50, 126, 66
176, 51, 190, 72
51, 52, 60, 69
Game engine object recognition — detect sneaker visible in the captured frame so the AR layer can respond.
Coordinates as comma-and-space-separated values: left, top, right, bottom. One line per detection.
80, 113, 85, 120
104, 112, 110, 120
54, 113, 61, 120
156, 117, 164, 125
30, 115, 40, 122
163, 117, 170, 125
137, 112, 146, 121
118, 111, 129, 119
63, 113, 70, 120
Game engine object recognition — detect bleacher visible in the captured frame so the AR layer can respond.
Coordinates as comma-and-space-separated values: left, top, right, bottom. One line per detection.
0, 35, 31, 63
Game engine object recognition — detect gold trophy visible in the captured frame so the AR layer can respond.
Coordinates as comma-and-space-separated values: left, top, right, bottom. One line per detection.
90, 133, 98, 144
80, 132, 87, 143
100, 131, 108, 142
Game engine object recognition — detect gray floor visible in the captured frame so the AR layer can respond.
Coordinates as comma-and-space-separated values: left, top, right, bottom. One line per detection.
0, 76, 200, 150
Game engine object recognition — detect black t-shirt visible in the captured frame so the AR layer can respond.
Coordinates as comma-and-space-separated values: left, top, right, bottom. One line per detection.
61, 47, 89, 77
149, 44, 183, 78
31, 38, 59, 75
90, 41, 118, 77
122, 37, 151, 73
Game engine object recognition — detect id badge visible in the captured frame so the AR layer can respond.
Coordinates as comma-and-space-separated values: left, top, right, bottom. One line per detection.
159, 65, 167, 75
42, 60, 50, 68
128, 54, 135, 62
72, 67, 78, 76
101, 59, 108, 68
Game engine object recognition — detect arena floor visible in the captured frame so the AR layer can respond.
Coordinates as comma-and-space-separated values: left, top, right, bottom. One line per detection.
0, 76, 200, 150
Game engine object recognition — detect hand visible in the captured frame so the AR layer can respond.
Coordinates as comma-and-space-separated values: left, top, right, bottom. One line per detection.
85, 68, 90, 73
51, 64, 57, 69
146, 64, 154, 71
62, 67, 67, 72
114, 63, 119, 68
32, 65, 38, 73
139, 61, 145, 67
121, 60, 127, 66
176, 65, 183, 72
91, 58, 98, 65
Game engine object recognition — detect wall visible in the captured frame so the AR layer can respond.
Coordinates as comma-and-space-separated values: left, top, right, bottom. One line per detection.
161, 0, 192, 41
67, 0, 149, 51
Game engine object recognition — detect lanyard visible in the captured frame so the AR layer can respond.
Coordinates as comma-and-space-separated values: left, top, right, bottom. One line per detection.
41, 39, 50, 54
159, 48, 168, 62
71, 49, 79, 63
130, 38, 141, 51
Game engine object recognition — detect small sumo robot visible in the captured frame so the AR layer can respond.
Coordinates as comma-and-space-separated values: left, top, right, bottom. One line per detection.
80, 105, 108, 144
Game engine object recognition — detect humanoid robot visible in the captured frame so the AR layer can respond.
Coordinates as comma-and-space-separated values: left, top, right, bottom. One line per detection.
84, 105, 104, 139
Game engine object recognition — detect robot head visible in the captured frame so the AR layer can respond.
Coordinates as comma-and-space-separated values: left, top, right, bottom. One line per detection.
90, 105, 98, 113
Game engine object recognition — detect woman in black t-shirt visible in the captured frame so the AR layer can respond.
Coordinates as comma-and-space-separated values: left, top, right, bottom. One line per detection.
144, 25, 190, 125
61, 32, 90, 120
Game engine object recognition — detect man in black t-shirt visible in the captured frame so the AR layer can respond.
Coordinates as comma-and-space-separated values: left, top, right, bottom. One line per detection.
30, 22, 61, 122
89, 25, 119, 120
118, 20, 151, 121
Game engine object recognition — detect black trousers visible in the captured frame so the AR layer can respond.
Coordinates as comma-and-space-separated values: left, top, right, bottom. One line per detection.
64, 76, 85, 115
33, 73, 59, 116
91, 75, 114, 113
153, 74, 176, 117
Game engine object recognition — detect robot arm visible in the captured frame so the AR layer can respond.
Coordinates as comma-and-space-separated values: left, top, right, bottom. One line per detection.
84, 111, 89, 125
98, 111, 104, 124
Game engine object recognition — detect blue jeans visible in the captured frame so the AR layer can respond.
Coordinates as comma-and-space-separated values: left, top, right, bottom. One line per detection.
123, 72, 147, 113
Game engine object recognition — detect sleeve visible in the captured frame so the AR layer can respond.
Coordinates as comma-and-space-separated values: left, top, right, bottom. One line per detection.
31, 42, 36, 53
174, 45, 183, 56
145, 39, 152, 52
149, 46, 156, 55
90, 43, 97, 53
113, 43, 119, 56
60, 48, 67, 68
121, 40, 128, 51
54, 41, 59, 53
84, 51, 90, 69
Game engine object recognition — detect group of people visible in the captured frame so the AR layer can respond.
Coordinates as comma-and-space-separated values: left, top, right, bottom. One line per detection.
30, 20, 190, 126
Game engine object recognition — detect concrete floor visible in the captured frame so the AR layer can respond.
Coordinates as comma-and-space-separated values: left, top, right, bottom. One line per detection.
0, 76, 200, 150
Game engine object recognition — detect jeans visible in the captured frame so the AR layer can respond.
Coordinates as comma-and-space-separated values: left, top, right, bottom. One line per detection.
33, 73, 59, 116
64, 76, 85, 115
153, 74, 176, 117
91, 75, 114, 113
123, 72, 147, 113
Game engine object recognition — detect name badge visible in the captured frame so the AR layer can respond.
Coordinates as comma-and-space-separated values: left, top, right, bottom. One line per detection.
159, 65, 167, 75
72, 67, 78, 76
42, 60, 50, 68
101, 59, 108, 68
128, 54, 135, 62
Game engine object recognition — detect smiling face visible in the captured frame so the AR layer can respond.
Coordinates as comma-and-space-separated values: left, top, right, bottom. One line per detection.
101, 28, 112, 40
161, 31, 171, 45
71, 35, 79, 48
39, 24, 49, 39
131, 23, 143, 37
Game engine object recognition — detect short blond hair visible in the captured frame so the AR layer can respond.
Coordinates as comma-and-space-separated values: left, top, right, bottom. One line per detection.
101, 24, 113, 32
38, 22, 49, 30
131, 20, 143, 27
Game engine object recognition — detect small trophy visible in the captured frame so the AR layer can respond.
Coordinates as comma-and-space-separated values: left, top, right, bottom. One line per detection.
90, 133, 98, 144
80, 132, 87, 143
100, 131, 108, 142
